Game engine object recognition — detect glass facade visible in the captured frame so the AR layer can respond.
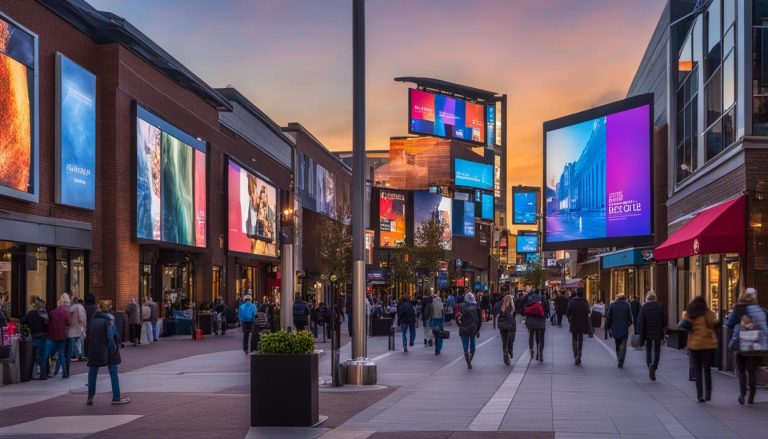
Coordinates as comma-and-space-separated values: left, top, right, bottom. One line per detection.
754, 1, 768, 134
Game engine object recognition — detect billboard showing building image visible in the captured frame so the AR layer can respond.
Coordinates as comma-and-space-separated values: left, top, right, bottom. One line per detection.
413, 191, 452, 250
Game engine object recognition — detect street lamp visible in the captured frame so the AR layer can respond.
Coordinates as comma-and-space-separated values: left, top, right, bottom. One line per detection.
329, 274, 340, 387
280, 206, 296, 330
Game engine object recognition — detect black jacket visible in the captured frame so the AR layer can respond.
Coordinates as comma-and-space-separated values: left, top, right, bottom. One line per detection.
84, 293, 98, 332
397, 300, 416, 326
554, 295, 569, 314
566, 297, 591, 335
637, 301, 666, 342
497, 308, 516, 331
458, 303, 480, 337
87, 312, 121, 368
21, 309, 48, 339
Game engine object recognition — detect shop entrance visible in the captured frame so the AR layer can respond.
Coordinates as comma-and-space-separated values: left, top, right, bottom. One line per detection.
236, 264, 260, 301
162, 263, 193, 308
704, 254, 740, 319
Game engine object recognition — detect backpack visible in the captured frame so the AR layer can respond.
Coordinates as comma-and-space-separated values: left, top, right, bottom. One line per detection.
239, 303, 256, 322
524, 301, 544, 318
255, 311, 268, 328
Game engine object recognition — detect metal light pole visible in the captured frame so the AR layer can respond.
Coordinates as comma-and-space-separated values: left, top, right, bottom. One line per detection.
280, 207, 295, 331
329, 274, 340, 386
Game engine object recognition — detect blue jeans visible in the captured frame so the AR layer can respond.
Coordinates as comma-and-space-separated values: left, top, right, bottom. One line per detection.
51, 340, 67, 376
67, 336, 82, 360
460, 335, 476, 354
88, 364, 121, 401
400, 323, 415, 348
430, 318, 444, 353
32, 338, 48, 378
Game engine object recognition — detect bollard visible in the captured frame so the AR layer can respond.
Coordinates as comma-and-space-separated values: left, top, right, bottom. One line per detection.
388, 325, 395, 351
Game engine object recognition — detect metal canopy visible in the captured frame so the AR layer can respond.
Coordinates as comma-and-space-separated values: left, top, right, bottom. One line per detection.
394, 76, 500, 102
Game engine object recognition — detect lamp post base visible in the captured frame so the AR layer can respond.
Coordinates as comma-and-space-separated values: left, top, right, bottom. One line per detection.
340, 359, 377, 385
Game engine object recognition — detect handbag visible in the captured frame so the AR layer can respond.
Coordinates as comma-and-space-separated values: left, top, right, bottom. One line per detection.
433, 329, 450, 339
630, 333, 643, 350
677, 319, 693, 331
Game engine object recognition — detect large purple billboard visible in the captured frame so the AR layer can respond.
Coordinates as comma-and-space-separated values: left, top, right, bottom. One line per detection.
543, 94, 653, 250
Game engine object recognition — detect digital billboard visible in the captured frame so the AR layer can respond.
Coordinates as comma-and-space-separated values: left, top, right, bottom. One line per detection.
379, 190, 406, 248
480, 193, 494, 220
409, 88, 485, 145
452, 199, 475, 237
486, 103, 495, 148
516, 232, 539, 253
227, 159, 277, 258
413, 192, 452, 250
454, 158, 493, 190
56, 54, 95, 210
513, 189, 537, 225
0, 15, 38, 202
136, 105, 207, 247
544, 94, 653, 250
316, 164, 336, 217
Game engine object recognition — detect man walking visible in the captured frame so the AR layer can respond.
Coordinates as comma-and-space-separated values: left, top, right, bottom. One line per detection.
605, 295, 633, 368
238, 295, 257, 354
147, 296, 160, 341
397, 297, 416, 352
126, 298, 141, 346
565, 289, 591, 365
554, 291, 569, 326
141, 299, 153, 344
430, 293, 445, 355
293, 296, 311, 331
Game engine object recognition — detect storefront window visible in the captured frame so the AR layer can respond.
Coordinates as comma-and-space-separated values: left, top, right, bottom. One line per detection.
26, 247, 48, 306
706, 262, 721, 316
0, 244, 12, 318
236, 264, 259, 300
140, 263, 153, 302
725, 256, 740, 312
163, 264, 191, 307
212, 265, 221, 302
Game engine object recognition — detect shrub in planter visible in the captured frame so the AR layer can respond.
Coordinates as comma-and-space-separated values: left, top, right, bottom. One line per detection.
251, 330, 319, 427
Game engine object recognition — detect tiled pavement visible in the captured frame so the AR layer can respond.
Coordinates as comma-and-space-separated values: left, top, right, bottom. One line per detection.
1, 319, 767, 438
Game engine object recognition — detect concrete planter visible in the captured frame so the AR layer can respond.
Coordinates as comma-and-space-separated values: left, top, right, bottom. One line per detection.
250, 352, 318, 427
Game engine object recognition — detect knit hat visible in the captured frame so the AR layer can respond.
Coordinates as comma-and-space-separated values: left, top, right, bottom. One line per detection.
465, 292, 476, 304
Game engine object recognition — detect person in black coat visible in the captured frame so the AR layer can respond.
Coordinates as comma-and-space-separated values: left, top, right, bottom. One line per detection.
496, 294, 516, 365
605, 295, 633, 368
554, 292, 569, 326
630, 297, 641, 334
566, 289, 591, 365
87, 300, 129, 405
637, 291, 666, 380
397, 297, 416, 352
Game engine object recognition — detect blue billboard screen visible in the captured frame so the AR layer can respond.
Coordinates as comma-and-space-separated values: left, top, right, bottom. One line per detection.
454, 158, 493, 190
452, 199, 475, 237
513, 191, 537, 225
481, 193, 494, 220
517, 234, 538, 253
57, 54, 96, 209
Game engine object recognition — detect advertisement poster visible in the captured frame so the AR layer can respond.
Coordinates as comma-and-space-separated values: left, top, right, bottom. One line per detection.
137, 118, 162, 241
57, 54, 95, 209
227, 160, 277, 257
413, 192, 452, 250
0, 17, 35, 198
383, 137, 451, 190
316, 165, 336, 217
194, 149, 206, 247
379, 190, 406, 248
409, 88, 485, 144
481, 193, 494, 220
545, 99, 651, 248
494, 154, 501, 198
454, 158, 493, 190
452, 199, 475, 237
161, 134, 195, 247
516, 233, 538, 253
513, 191, 537, 225
486, 103, 495, 148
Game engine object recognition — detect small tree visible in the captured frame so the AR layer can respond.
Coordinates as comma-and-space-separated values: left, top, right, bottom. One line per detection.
389, 242, 413, 298
413, 216, 449, 294
316, 207, 352, 292
522, 261, 550, 290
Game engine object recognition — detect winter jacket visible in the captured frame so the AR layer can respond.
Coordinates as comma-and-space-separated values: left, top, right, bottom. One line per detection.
605, 298, 633, 339
126, 302, 140, 325
84, 293, 98, 330
48, 306, 71, 341
630, 300, 641, 325
148, 301, 160, 323
458, 303, 480, 337
87, 312, 121, 368
684, 310, 718, 350
397, 300, 416, 326
566, 297, 591, 335
726, 303, 768, 351
421, 297, 433, 322
524, 293, 547, 330
68, 303, 87, 338
497, 308, 516, 331
430, 297, 445, 320
554, 295, 569, 314
293, 300, 311, 323
21, 309, 48, 339
637, 301, 666, 342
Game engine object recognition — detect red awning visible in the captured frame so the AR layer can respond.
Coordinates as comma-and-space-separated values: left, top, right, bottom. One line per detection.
654, 195, 746, 261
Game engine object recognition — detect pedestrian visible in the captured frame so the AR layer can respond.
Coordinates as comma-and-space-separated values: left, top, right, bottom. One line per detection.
566, 288, 591, 365
605, 294, 633, 368
492, 295, 502, 330
147, 296, 160, 341
21, 298, 50, 380
496, 294, 516, 365
86, 299, 130, 405
126, 298, 141, 346
725, 288, 768, 405
68, 295, 87, 363
397, 296, 416, 352
293, 296, 311, 331
554, 291, 568, 327
430, 292, 445, 355
238, 295, 257, 354
421, 294, 433, 347
682, 296, 719, 402
141, 298, 153, 344
445, 290, 455, 326
630, 296, 641, 334
523, 289, 548, 362
637, 291, 666, 381
49, 294, 72, 378
457, 292, 480, 369
591, 299, 605, 337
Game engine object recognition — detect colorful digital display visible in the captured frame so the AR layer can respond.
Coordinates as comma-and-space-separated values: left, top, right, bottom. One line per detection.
486, 104, 495, 148
379, 190, 406, 248
452, 199, 475, 237
409, 88, 485, 144
136, 106, 206, 247
0, 16, 36, 201
56, 54, 95, 209
544, 95, 652, 250
517, 233, 539, 253
413, 192, 452, 250
227, 160, 277, 257
454, 158, 493, 190
480, 193, 494, 220
316, 164, 336, 217
513, 190, 537, 225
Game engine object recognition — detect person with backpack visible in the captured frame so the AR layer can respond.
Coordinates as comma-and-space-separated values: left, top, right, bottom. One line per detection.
22, 298, 50, 379
523, 289, 548, 362
726, 288, 768, 405
458, 292, 480, 369
293, 297, 311, 331
238, 295, 258, 354
497, 294, 516, 365
682, 296, 719, 402
605, 295, 633, 368
637, 291, 666, 380
566, 288, 591, 365
86, 300, 129, 405
397, 296, 416, 352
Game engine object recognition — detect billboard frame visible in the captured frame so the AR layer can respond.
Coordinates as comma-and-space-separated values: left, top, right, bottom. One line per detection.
407, 87, 487, 146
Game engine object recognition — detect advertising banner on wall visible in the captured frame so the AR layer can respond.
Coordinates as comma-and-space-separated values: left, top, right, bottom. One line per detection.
379, 190, 406, 248
316, 164, 336, 217
413, 192, 452, 250
227, 159, 277, 258
516, 232, 539, 253
409, 88, 485, 145
480, 193, 494, 220
56, 54, 95, 209
452, 199, 475, 237
543, 94, 653, 250
454, 158, 493, 190
0, 15, 38, 202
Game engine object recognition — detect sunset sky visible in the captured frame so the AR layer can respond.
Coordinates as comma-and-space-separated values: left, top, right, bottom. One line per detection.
89, 0, 667, 228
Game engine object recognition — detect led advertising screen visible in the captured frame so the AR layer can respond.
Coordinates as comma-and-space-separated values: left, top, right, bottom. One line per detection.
544, 94, 653, 250
0, 16, 37, 202
316, 164, 336, 217
379, 190, 406, 248
56, 54, 95, 209
136, 106, 206, 247
480, 193, 494, 220
413, 192, 452, 250
517, 232, 539, 253
454, 158, 493, 190
452, 199, 475, 237
409, 88, 485, 145
227, 159, 277, 258
513, 190, 537, 225
486, 103, 495, 148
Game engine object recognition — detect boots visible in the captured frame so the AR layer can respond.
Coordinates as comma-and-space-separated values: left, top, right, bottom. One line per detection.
464, 352, 473, 369
572, 340, 578, 364
470, 352, 474, 363
503, 351, 510, 366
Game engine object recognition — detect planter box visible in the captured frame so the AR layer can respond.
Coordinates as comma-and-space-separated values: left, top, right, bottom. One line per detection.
251, 352, 318, 427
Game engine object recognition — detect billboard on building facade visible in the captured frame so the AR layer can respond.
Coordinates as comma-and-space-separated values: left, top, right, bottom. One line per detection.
0, 15, 38, 202
452, 199, 475, 237
316, 164, 336, 217
516, 232, 539, 253
379, 190, 406, 248
413, 191, 452, 250
227, 159, 277, 258
480, 192, 494, 220
513, 189, 537, 225
454, 158, 493, 190
543, 94, 653, 250
409, 88, 485, 145
136, 105, 207, 247
56, 54, 95, 210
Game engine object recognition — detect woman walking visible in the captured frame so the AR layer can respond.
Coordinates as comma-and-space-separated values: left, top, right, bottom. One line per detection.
591, 299, 605, 337
524, 289, 548, 361
683, 296, 719, 403
397, 296, 416, 352
496, 294, 516, 365
87, 300, 130, 405
566, 289, 591, 365
726, 288, 768, 405
458, 292, 480, 369
637, 291, 666, 381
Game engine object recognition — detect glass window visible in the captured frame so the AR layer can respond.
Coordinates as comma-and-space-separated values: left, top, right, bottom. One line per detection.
706, 1, 722, 77
679, 31, 694, 81
723, 25, 734, 55
722, 107, 736, 148
706, 263, 721, 316
0, 244, 12, 318
723, 52, 735, 110
723, 0, 735, 28
706, 68, 723, 125
26, 247, 48, 307
706, 119, 723, 160
755, 0, 768, 25
755, 96, 768, 134
70, 251, 85, 300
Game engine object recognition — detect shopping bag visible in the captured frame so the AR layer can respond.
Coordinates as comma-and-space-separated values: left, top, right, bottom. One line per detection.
630, 334, 643, 350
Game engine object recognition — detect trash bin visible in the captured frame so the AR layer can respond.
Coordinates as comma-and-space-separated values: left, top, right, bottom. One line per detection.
371, 318, 393, 336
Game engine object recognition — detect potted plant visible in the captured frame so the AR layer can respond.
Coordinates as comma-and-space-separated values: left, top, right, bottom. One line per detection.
251, 330, 318, 427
